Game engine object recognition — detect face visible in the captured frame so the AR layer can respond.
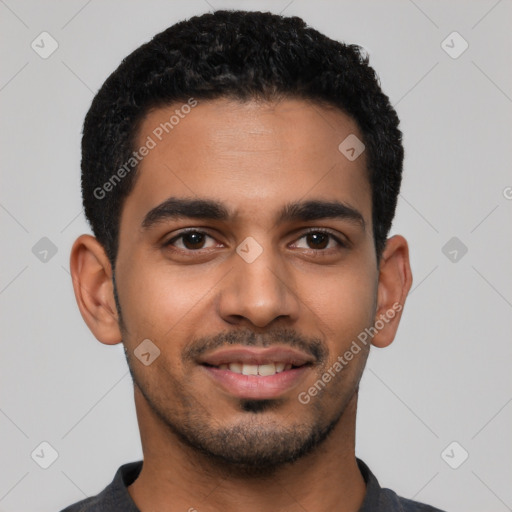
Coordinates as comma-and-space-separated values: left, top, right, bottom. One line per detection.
113, 97, 380, 472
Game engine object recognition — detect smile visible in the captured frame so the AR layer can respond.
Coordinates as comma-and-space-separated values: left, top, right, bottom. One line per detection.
198, 346, 314, 399
204, 362, 302, 376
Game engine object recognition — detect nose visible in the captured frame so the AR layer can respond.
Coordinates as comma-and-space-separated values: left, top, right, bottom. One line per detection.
217, 240, 301, 329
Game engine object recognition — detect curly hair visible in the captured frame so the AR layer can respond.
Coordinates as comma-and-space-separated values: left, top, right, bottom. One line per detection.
81, 9, 404, 266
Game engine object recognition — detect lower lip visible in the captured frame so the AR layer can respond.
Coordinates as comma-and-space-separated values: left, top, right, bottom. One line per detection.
201, 365, 311, 399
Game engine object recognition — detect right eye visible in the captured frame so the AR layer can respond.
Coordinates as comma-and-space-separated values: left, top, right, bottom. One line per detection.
163, 229, 221, 252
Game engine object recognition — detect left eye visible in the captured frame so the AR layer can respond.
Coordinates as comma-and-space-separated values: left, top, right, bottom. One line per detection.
292, 231, 343, 250
165, 230, 343, 251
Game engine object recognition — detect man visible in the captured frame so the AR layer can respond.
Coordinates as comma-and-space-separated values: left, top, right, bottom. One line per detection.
62, 9, 446, 512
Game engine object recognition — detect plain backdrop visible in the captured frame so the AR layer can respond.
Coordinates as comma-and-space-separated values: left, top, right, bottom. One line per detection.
1, 1, 511, 511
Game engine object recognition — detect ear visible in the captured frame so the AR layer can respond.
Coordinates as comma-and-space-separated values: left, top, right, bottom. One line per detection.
371, 235, 413, 348
69, 234, 122, 345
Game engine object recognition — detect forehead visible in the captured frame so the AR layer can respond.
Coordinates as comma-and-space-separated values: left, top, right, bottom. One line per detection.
121, 97, 371, 230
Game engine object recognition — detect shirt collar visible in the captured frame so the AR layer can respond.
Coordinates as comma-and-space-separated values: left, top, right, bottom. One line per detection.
105, 457, 389, 511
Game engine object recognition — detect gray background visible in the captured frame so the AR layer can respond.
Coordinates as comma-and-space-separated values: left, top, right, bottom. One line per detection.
1, 0, 511, 511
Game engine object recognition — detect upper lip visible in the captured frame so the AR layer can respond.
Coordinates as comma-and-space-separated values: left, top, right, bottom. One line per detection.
198, 346, 315, 367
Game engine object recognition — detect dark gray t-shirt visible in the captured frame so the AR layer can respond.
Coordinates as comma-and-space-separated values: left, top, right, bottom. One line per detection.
59, 458, 446, 511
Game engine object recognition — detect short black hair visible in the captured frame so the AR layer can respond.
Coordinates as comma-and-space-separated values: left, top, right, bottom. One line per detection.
81, 9, 403, 266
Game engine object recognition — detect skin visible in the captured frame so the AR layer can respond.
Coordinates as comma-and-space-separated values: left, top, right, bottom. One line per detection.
70, 97, 412, 512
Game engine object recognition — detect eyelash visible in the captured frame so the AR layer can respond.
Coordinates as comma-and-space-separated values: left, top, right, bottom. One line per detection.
163, 227, 347, 255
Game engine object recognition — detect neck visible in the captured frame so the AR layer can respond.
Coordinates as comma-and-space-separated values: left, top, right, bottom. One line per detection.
128, 389, 366, 512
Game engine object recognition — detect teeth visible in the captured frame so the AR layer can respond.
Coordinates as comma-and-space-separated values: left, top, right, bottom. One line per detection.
228, 363, 243, 373
241, 364, 258, 376
224, 362, 292, 376
258, 363, 276, 376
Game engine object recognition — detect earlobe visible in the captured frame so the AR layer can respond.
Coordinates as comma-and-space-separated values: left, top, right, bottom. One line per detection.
69, 234, 122, 345
371, 235, 413, 349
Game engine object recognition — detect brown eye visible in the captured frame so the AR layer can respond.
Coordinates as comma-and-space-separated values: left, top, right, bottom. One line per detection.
180, 232, 206, 250
293, 229, 345, 251
165, 230, 217, 251
305, 232, 330, 250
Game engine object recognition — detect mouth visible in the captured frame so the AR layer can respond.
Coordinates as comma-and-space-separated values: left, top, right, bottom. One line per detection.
198, 347, 314, 399
202, 361, 307, 376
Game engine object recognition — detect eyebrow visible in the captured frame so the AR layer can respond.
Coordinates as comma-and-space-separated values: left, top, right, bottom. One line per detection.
141, 197, 366, 231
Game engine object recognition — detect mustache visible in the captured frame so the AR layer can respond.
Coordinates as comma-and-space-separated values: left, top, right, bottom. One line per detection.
182, 327, 328, 364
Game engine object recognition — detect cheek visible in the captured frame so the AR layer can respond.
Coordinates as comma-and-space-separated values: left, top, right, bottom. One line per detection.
117, 255, 219, 344
304, 264, 377, 349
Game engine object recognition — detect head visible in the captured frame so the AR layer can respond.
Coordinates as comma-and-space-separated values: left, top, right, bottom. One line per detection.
71, 10, 412, 475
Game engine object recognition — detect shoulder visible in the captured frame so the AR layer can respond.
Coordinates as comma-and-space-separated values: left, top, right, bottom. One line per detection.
357, 458, 447, 512
379, 488, 447, 511
58, 461, 143, 512
59, 493, 107, 512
